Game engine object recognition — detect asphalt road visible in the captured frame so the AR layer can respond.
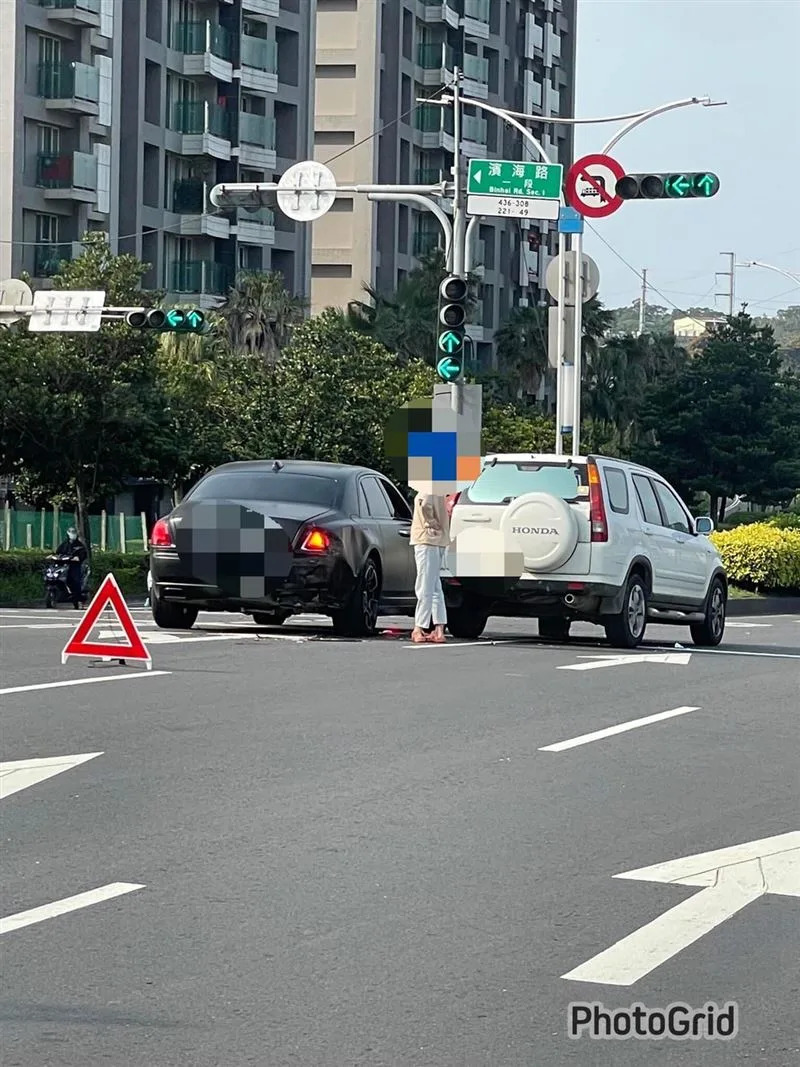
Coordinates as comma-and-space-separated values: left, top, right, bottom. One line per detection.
1, 604, 799, 1066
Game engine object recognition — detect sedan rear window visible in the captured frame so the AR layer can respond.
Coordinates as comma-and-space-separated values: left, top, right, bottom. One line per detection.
187, 472, 340, 507
466, 463, 586, 504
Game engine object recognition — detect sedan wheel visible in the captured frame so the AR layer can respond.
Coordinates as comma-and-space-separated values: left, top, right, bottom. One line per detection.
331, 559, 381, 637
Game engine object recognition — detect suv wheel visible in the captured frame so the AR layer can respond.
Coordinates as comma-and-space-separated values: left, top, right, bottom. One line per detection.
331, 558, 380, 637
604, 574, 648, 649
538, 616, 571, 642
690, 578, 726, 647
447, 602, 489, 640
152, 598, 198, 630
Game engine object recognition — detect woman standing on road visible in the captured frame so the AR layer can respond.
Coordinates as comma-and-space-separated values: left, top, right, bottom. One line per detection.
409, 492, 450, 644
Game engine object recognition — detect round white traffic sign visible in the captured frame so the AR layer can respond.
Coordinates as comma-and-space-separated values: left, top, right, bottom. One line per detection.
565, 154, 625, 219
544, 253, 600, 303
276, 160, 337, 222
0, 278, 34, 326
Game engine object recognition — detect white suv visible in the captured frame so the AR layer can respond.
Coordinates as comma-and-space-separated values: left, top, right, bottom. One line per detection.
445, 453, 727, 649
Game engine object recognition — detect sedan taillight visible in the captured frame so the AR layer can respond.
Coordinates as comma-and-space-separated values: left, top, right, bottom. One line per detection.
150, 518, 175, 548
298, 527, 332, 553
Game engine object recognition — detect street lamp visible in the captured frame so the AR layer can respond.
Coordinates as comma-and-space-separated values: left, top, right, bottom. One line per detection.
735, 260, 800, 287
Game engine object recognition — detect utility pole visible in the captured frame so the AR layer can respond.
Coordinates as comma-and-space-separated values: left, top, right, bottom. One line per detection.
637, 268, 648, 336
716, 252, 736, 317
450, 67, 466, 414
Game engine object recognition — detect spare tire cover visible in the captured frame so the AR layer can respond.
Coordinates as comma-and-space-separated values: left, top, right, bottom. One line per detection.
499, 492, 578, 572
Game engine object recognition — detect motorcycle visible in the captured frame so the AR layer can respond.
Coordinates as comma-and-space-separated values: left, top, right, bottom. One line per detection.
43, 555, 91, 609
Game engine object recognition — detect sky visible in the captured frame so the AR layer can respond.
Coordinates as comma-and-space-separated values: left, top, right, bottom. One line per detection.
572, 0, 800, 317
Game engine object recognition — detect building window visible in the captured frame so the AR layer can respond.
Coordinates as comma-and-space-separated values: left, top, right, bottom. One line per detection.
36, 214, 60, 244
37, 124, 61, 155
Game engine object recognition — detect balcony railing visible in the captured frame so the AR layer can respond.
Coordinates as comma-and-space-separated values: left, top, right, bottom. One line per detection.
413, 231, 440, 257
34, 243, 73, 277
464, 0, 490, 23
417, 42, 454, 70
462, 53, 489, 82
172, 21, 233, 61
462, 114, 487, 142
38, 0, 101, 11
170, 260, 234, 295
415, 103, 454, 135
36, 151, 97, 190
171, 100, 233, 140
237, 206, 275, 226
238, 112, 276, 148
240, 34, 278, 72
171, 179, 206, 214
37, 61, 100, 102
415, 167, 443, 184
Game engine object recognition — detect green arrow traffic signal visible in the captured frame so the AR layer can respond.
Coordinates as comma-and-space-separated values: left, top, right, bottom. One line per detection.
125, 308, 206, 332
436, 275, 468, 380
437, 355, 462, 382
616, 172, 720, 201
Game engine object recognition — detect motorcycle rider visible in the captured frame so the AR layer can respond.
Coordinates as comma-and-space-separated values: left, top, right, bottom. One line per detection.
55, 526, 88, 609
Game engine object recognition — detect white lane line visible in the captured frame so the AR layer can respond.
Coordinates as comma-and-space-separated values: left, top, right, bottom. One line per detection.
0, 623, 76, 629
0, 753, 102, 800
539, 706, 701, 753
0, 883, 145, 936
0, 672, 170, 697
725, 621, 773, 628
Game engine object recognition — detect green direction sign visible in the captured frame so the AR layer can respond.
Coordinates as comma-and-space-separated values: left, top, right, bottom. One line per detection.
467, 159, 563, 200
437, 355, 461, 382
438, 330, 463, 355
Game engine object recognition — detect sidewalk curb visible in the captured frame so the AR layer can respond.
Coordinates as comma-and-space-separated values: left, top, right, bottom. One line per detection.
728, 596, 800, 617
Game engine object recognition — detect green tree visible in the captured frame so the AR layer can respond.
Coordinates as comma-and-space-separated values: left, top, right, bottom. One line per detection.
273, 309, 436, 472
0, 235, 172, 545
217, 270, 306, 363
634, 312, 800, 523
481, 404, 555, 454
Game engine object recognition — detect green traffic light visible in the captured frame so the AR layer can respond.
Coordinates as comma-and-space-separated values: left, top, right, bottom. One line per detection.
164, 309, 185, 329
437, 355, 461, 382
438, 330, 463, 355
693, 172, 719, 197
665, 174, 692, 198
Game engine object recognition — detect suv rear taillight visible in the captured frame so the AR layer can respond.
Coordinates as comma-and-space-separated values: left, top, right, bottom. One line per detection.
446, 492, 461, 517
150, 518, 175, 548
298, 527, 332, 553
587, 461, 608, 542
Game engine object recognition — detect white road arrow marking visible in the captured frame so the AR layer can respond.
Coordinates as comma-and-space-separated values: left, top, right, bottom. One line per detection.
559, 652, 692, 672
0, 753, 102, 800
563, 831, 800, 986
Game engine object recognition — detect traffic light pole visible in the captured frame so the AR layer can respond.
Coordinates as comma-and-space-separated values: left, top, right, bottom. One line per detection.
450, 67, 467, 414
449, 93, 725, 455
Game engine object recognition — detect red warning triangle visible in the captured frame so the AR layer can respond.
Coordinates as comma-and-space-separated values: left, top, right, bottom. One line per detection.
61, 573, 152, 669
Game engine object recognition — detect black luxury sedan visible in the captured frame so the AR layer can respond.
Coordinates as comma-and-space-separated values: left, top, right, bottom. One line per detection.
148, 460, 418, 635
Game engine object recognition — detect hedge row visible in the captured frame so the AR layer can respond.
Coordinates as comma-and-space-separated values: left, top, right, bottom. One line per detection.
710, 524, 800, 592
721, 511, 800, 530
0, 550, 149, 605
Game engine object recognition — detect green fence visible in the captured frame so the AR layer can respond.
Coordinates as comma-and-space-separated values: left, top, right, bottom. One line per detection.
1, 506, 148, 554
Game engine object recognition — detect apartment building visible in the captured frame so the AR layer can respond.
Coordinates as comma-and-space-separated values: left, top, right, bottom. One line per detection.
0, 0, 121, 282
312, 0, 577, 369
1, 0, 315, 304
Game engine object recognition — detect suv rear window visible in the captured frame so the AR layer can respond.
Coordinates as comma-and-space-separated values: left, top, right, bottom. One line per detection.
465, 462, 587, 504
187, 472, 340, 507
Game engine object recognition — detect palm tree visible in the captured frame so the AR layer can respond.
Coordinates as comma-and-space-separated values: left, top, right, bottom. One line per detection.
218, 271, 306, 364
494, 305, 550, 399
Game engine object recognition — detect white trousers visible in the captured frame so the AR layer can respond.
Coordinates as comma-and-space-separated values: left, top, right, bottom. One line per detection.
413, 544, 447, 629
